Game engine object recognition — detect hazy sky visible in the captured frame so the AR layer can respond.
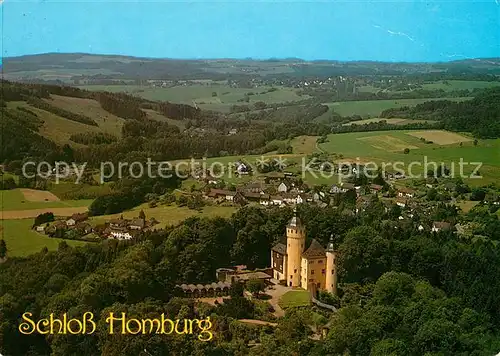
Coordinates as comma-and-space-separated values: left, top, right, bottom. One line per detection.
1, 0, 499, 62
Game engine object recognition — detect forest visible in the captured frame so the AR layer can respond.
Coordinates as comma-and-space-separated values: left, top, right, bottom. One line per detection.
2, 80, 500, 170
380, 88, 500, 138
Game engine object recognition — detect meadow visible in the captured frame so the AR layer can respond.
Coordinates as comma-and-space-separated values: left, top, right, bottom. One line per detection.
0, 189, 92, 211
318, 130, 500, 185
323, 97, 472, 117
78, 84, 307, 113
342, 118, 437, 126
89, 204, 237, 227
172, 129, 499, 186
421, 80, 500, 92
1, 219, 87, 257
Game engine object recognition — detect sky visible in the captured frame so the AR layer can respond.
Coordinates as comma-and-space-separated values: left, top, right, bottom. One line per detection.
1, 0, 499, 63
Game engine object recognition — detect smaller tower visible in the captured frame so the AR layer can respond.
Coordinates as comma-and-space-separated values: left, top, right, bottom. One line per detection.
325, 234, 338, 295
286, 208, 305, 287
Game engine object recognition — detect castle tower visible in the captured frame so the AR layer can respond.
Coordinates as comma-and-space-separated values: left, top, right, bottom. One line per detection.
286, 208, 305, 287
325, 234, 338, 295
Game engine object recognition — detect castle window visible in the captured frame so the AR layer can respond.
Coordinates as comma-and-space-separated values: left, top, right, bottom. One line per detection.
294, 269, 297, 273
322, 269, 325, 274
331, 270, 335, 275
311, 270, 315, 275
318, 260, 323, 263
290, 275, 293, 279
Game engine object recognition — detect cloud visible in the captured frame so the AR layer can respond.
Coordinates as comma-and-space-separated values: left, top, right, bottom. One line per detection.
386, 30, 415, 42
372, 24, 416, 43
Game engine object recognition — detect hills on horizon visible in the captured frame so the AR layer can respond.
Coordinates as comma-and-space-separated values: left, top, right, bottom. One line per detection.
2, 52, 500, 83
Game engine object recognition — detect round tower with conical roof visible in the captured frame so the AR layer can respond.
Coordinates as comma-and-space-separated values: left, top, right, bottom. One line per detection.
286, 208, 305, 287
325, 234, 337, 295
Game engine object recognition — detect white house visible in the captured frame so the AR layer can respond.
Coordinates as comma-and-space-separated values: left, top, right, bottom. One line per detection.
109, 231, 133, 240
271, 196, 284, 206
397, 187, 415, 198
36, 225, 46, 233
277, 182, 288, 193
330, 184, 345, 194
236, 162, 249, 175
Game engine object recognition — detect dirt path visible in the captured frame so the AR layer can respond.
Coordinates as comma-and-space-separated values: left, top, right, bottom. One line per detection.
0, 207, 88, 220
238, 319, 278, 327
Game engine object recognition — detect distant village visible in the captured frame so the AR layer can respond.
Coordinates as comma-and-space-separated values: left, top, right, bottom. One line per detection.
34, 211, 159, 242
32, 160, 500, 243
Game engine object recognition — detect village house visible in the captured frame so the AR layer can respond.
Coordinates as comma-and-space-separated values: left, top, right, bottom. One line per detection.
207, 189, 237, 202
109, 229, 134, 240
397, 187, 416, 198
36, 224, 47, 233
277, 182, 288, 193
312, 191, 326, 202
129, 218, 145, 230
341, 182, 356, 191
432, 221, 452, 233
235, 161, 249, 175
355, 196, 372, 214
270, 195, 284, 206
66, 213, 88, 227
74, 221, 93, 235
369, 184, 383, 194
244, 181, 267, 194
396, 197, 407, 208
329, 184, 345, 194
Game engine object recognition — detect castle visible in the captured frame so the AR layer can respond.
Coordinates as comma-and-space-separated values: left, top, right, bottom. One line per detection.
271, 209, 337, 294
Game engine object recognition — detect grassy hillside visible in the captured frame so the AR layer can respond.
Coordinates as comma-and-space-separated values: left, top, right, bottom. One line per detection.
0, 219, 87, 257
324, 97, 472, 117
78, 84, 308, 113
89, 204, 236, 227
0, 189, 92, 211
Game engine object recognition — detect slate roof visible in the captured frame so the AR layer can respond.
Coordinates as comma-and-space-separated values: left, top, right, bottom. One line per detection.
302, 239, 326, 259
271, 242, 287, 255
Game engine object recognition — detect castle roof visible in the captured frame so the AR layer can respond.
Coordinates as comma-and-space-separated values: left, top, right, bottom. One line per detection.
271, 242, 287, 255
287, 208, 303, 228
326, 235, 335, 252
302, 239, 326, 259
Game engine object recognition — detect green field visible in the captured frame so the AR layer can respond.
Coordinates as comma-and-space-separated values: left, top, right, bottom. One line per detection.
90, 204, 237, 227
324, 97, 472, 117
318, 130, 500, 185
1, 219, 87, 257
342, 118, 437, 126
421, 80, 500, 92
78, 84, 307, 113
0, 189, 92, 211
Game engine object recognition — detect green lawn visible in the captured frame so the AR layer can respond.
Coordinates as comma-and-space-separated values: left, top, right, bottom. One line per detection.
279, 290, 311, 308
323, 97, 472, 117
0, 189, 92, 211
1, 219, 87, 257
